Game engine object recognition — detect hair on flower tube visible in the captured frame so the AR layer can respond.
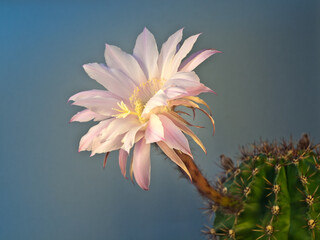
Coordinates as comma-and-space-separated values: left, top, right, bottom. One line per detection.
69, 28, 220, 190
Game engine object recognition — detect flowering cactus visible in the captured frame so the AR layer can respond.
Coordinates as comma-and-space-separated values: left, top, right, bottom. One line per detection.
69, 28, 219, 190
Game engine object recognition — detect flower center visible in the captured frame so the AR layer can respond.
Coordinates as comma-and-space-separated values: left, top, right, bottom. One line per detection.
112, 78, 165, 122
130, 78, 165, 103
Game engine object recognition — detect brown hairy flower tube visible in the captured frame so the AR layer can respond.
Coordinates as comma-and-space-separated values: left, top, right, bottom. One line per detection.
175, 150, 242, 212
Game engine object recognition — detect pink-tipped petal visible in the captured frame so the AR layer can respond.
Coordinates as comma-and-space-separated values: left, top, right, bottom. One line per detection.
158, 29, 183, 79
133, 27, 159, 80
185, 83, 215, 96
179, 49, 222, 72
119, 149, 129, 178
133, 138, 151, 190
70, 109, 107, 122
105, 44, 146, 85
158, 114, 192, 157
145, 114, 164, 144
157, 141, 191, 180
83, 64, 136, 99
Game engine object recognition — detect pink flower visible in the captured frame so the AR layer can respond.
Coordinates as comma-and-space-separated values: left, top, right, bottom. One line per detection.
69, 28, 220, 190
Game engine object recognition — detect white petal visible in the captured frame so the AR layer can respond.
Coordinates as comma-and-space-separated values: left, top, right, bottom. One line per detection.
170, 34, 200, 75
91, 133, 125, 156
158, 29, 183, 80
133, 27, 159, 80
105, 44, 147, 85
79, 119, 113, 152
83, 63, 136, 99
90, 116, 141, 155
122, 124, 146, 153
69, 89, 120, 102
70, 109, 108, 122
145, 114, 164, 144
141, 89, 168, 117
133, 138, 151, 190
71, 95, 119, 117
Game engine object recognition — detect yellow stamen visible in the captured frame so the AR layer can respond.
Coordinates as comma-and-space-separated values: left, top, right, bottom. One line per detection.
112, 101, 132, 119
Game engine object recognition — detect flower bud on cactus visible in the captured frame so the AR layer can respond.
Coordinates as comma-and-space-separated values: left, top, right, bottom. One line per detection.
205, 134, 320, 240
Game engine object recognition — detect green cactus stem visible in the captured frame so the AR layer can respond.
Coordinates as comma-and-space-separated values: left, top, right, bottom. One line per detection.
206, 134, 320, 240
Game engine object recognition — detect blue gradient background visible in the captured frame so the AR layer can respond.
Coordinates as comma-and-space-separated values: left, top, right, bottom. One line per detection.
1, 1, 319, 239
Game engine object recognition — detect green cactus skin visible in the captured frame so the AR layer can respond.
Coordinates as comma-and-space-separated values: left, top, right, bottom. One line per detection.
207, 135, 320, 240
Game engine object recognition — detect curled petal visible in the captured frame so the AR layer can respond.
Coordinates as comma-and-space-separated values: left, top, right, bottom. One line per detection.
179, 49, 222, 72
133, 138, 151, 190
157, 141, 191, 180
183, 96, 212, 115
165, 110, 204, 129
161, 112, 207, 154
169, 98, 200, 109
195, 107, 215, 135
